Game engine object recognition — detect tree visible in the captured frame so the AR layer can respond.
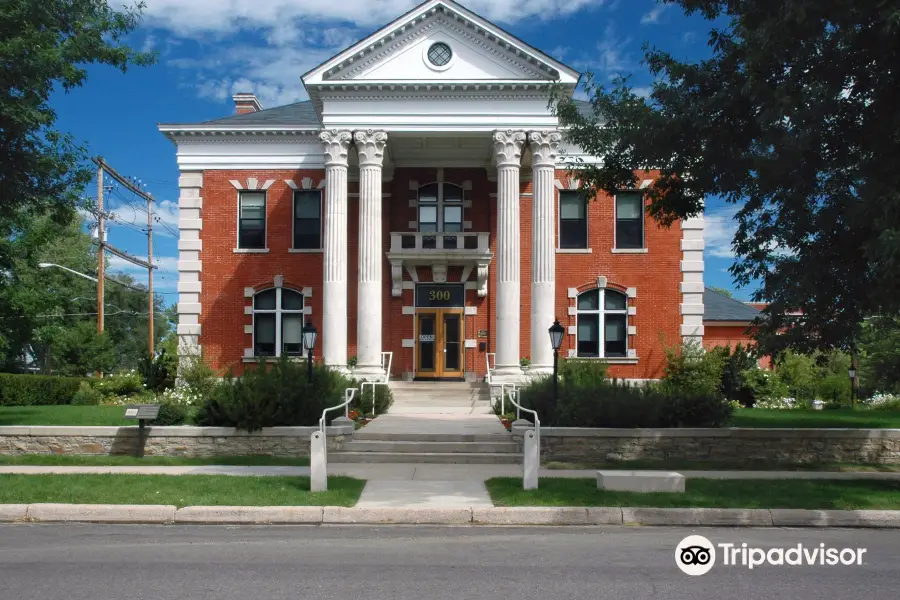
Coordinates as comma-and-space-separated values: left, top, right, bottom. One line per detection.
0, 0, 154, 276
708, 286, 734, 299
555, 0, 900, 356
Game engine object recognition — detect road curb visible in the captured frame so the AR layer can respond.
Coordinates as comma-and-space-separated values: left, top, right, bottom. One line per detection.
3, 505, 900, 527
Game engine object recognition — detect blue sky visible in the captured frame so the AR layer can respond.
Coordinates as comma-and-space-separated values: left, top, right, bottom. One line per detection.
51, 0, 746, 304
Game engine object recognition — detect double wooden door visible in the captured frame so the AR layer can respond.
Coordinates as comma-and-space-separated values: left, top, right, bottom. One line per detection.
415, 309, 464, 379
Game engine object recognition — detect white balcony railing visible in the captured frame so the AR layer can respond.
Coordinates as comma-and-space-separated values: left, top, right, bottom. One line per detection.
390, 232, 490, 252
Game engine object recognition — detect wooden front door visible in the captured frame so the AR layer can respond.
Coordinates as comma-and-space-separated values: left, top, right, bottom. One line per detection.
415, 309, 464, 379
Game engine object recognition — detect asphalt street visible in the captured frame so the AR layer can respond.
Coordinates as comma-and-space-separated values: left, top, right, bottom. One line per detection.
1, 525, 898, 599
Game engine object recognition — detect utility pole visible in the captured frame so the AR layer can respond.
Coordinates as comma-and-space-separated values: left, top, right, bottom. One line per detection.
90, 157, 158, 359
96, 162, 105, 334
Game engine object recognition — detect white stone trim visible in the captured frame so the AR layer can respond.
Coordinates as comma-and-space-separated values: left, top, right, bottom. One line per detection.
465, 339, 477, 349
567, 325, 577, 335
402, 339, 415, 348
286, 180, 299, 190
402, 306, 416, 315
627, 306, 637, 316
464, 281, 478, 290
302, 287, 313, 297
402, 281, 416, 290
244, 325, 253, 335
627, 325, 637, 336
681, 214, 705, 344
626, 287, 637, 298
557, 248, 592, 254
567, 288, 578, 299
465, 306, 477, 316
244, 306, 253, 316
262, 179, 276, 190
229, 180, 243, 190
177, 172, 204, 366
611, 248, 649, 254
567, 306, 577, 316
233, 248, 270, 254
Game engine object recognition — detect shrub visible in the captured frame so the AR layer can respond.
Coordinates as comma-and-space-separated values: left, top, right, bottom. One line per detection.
352, 384, 394, 417
719, 344, 760, 406
71, 381, 103, 406
773, 352, 819, 403
92, 370, 144, 398
520, 357, 531, 368
195, 357, 358, 431
742, 368, 788, 405
138, 351, 175, 393
178, 355, 219, 402
0, 373, 84, 406
660, 342, 724, 398
865, 393, 900, 411
660, 391, 733, 428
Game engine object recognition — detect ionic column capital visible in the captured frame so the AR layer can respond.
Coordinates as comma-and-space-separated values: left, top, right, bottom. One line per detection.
528, 130, 562, 168
320, 129, 352, 167
492, 129, 527, 168
353, 129, 388, 167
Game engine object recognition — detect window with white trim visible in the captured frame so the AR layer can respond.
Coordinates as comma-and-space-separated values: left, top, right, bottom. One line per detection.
559, 191, 588, 248
417, 181, 464, 249
293, 190, 322, 249
576, 288, 628, 358
253, 288, 305, 357
615, 191, 644, 249
238, 191, 266, 249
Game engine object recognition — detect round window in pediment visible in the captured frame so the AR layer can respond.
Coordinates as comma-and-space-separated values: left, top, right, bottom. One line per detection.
427, 42, 453, 67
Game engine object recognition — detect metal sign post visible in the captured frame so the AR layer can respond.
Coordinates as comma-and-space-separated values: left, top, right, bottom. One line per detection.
124, 404, 161, 458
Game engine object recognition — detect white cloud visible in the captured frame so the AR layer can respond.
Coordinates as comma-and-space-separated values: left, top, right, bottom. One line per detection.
640, 4, 666, 25
143, 0, 609, 107
106, 199, 180, 238
570, 24, 632, 78
683, 31, 696, 43
704, 204, 740, 258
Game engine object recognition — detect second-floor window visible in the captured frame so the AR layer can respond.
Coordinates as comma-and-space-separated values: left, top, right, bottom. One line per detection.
559, 191, 588, 249
238, 191, 266, 249
293, 190, 322, 250
418, 181, 464, 249
615, 191, 645, 249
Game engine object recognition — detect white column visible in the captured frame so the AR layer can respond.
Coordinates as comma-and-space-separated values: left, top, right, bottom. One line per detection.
353, 129, 388, 379
528, 131, 562, 375
681, 213, 705, 344
492, 130, 526, 381
176, 171, 203, 374
320, 130, 352, 370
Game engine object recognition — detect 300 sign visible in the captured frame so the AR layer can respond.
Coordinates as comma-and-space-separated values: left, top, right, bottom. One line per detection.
416, 285, 464, 307
429, 290, 452, 301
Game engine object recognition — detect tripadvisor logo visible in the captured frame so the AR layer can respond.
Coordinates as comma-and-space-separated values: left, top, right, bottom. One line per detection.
675, 535, 868, 575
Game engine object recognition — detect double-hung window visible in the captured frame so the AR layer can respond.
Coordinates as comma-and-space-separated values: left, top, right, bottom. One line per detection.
559, 191, 588, 249
417, 182, 464, 249
293, 191, 322, 250
615, 192, 644, 249
238, 191, 266, 249
575, 289, 629, 358
253, 288, 305, 357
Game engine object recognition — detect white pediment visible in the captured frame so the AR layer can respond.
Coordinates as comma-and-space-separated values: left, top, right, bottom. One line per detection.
303, 0, 580, 87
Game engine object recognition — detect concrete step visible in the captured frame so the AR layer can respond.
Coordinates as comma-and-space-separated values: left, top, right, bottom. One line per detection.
341, 440, 520, 453
391, 391, 490, 398
390, 398, 490, 406
387, 406, 494, 415
329, 451, 522, 464
353, 432, 512, 442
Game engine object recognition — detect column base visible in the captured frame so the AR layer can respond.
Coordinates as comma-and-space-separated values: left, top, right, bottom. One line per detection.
352, 364, 386, 382
490, 366, 526, 384
325, 363, 351, 375
525, 364, 553, 377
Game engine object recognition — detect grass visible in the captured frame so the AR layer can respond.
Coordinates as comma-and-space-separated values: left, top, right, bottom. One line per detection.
486, 477, 900, 510
543, 459, 900, 473
0, 406, 130, 426
0, 474, 364, 507
731, 408, 900, 429
0, 455, 309, 467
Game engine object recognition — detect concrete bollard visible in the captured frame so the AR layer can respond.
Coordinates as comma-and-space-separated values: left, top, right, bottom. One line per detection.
523, 430, 538, 490
310, 432, 327, 492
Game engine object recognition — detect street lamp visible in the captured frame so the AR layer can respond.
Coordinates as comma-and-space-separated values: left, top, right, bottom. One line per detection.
302, 319, 318, 383
548, 318, 565, 409
39, 263, 98, 283
848, 366, 857, 404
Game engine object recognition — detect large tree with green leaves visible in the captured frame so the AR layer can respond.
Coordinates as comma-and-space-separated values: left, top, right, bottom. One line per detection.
556, 0, 900, 355
0, 0, 153, 274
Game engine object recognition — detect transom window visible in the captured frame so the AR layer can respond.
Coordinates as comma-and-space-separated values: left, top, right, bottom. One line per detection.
238, 192, 266, 249
253, 288, 305, 357
559, 191, 588, 249
293, 190, 322, 250
615, 192, 645, 249
575, 289, 628, 358
427, 42, 453, 67
418, 182, 464, 249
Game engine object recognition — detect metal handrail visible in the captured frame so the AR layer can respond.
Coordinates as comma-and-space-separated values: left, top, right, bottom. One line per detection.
319, 387, 358, 464
359, 352, 394, 416
506, 387, 540, 460
485, 352, 496, 384
381, 352, 393, 384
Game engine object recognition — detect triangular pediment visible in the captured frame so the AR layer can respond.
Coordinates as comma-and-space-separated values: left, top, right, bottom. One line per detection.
302, 0, 580, 86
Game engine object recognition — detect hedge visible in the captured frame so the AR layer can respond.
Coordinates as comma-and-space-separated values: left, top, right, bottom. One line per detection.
0, 373, 85, 406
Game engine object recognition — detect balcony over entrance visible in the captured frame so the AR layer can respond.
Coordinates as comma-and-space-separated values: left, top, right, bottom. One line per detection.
386, 232, 492, 299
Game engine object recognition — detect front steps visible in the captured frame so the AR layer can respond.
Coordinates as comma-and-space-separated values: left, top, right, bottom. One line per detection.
328, 381, 519, 464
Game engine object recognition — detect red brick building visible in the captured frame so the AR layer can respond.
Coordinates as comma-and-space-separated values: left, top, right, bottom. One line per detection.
160, 0, 706, 383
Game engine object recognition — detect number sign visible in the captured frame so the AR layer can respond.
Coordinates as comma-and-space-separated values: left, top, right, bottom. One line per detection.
416, 284, 465, 307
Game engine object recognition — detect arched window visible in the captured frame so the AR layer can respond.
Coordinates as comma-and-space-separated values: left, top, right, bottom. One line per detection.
576, 289, 628, 358
253, 288, 305, 357
418, 182, 464, 249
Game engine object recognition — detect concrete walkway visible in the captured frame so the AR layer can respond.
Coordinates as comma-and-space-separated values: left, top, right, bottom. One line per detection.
3, 464, 900, 481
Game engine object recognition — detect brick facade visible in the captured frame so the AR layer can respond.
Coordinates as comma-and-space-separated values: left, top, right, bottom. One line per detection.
197, 167, 682, 380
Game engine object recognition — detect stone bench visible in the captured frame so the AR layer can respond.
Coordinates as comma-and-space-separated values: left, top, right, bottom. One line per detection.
597, 470, 686, 493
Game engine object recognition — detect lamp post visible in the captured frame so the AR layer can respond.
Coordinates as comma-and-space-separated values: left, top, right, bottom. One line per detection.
848, 366, 857, 405
548, 318, 565, 410
302, 319, 318, 383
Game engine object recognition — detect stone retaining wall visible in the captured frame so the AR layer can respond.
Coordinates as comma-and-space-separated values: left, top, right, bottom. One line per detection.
514, 427, 900, 465
0, 426, 353, 458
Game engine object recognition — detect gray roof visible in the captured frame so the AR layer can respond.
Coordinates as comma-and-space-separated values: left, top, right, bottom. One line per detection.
200, 101, 321, 127
184, 98, 595, 128
704, 288, 761, 322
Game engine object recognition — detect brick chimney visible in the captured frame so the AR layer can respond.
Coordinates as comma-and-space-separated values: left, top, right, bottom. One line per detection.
233, 93, 263, 115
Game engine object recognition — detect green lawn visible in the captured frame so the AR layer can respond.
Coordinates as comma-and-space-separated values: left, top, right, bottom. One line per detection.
544, 459, 900, 473
0, 455, 309, 467
0, 406, 129, 426
486, 477, 900, 510
730, 408, 900, 428
0, 474, 364, 507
